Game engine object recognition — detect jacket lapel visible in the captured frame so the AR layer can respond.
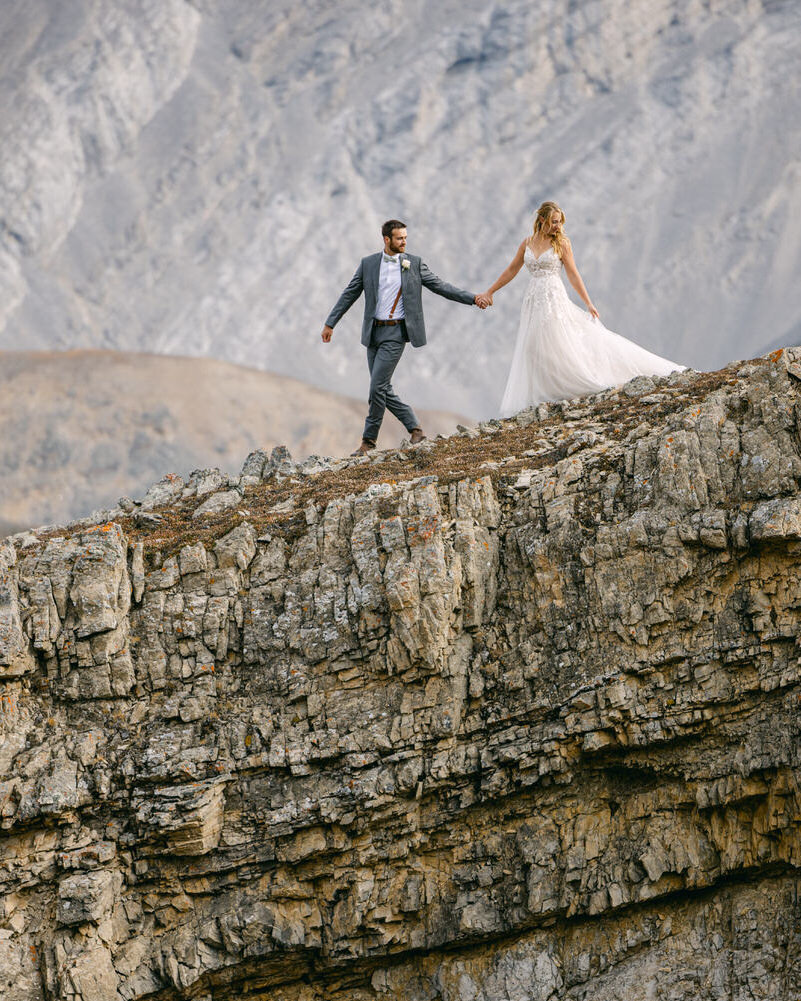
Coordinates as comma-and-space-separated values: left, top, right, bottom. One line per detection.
369, 252, 382, 301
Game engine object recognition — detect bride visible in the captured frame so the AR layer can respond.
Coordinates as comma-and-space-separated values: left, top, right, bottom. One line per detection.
481, 201, 684, 416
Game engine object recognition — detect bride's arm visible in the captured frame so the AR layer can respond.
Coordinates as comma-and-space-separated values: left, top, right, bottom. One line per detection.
561, 239, 600, 319
481, 240, 527, 303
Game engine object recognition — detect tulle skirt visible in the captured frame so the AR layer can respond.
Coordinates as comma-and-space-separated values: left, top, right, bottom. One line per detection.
499, 274, 683, 416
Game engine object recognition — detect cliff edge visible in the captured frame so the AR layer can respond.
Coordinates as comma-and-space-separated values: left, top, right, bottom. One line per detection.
1, 350, 800, 1001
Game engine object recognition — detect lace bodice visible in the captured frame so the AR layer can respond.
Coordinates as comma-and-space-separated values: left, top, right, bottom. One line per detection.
524, 244, 562, 277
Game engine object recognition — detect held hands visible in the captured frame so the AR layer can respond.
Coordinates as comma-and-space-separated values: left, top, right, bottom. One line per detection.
475, 292, 493, 309
321, 325, 333, 342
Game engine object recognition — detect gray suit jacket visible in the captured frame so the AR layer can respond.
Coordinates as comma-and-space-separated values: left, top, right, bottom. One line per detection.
325, 251, 476, 348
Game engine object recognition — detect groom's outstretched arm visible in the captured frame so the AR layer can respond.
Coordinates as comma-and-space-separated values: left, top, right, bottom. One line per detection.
419, 260, 480, 307
322, 261, 365, 339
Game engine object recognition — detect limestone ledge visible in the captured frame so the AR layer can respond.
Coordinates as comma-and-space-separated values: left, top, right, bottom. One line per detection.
2, 351, 801, 1001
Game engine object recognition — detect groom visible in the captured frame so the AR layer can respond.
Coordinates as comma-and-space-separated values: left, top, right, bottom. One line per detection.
321, 220, 489, 455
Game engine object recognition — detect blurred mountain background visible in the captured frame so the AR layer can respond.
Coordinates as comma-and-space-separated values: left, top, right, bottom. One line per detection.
0, 0, 799, 528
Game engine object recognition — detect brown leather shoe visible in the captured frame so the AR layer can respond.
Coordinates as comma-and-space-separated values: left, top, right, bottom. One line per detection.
410, 428, 427, 445
351, 438, 376, 456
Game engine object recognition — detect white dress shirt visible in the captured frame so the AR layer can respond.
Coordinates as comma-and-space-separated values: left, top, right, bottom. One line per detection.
375, 253, 405, 320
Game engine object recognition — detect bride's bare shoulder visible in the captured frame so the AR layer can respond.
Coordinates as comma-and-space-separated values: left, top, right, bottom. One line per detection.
512, 238, 528, 262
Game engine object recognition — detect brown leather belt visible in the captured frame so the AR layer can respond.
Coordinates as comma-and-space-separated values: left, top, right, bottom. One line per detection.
374, 319, 402, 326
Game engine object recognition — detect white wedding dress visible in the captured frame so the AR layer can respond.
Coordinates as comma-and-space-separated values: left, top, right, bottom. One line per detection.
499, 245, 683, 416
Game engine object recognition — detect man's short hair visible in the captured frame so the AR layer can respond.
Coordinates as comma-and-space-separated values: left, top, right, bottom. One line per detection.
382, 219, 406, 238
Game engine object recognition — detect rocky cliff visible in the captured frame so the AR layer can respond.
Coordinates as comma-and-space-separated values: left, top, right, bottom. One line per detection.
2, 350, 801, 1001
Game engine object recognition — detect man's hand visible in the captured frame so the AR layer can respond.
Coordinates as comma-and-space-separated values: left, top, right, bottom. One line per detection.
321, 325, 334, 342
475, 293, 493, 309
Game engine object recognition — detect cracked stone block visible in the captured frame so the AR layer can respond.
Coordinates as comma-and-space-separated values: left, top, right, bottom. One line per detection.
57, 870, 115, 926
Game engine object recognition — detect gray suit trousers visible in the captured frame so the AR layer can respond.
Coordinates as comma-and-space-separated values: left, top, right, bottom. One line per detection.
363, 322, 419, 443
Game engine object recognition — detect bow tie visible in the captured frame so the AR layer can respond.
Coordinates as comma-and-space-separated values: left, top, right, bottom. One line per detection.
383, 254, 399, 263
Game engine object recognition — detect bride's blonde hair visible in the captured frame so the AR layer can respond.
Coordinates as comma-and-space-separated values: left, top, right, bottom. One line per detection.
531, 201, 568, 258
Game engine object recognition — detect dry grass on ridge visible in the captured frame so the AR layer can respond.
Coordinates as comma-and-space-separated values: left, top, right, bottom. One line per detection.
104, 364, 743, 561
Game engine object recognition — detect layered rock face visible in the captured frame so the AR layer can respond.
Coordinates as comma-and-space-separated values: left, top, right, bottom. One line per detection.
2, 350, 801, 1000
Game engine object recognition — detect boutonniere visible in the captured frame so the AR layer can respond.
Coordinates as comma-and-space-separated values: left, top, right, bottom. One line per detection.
401, 258, 410, 270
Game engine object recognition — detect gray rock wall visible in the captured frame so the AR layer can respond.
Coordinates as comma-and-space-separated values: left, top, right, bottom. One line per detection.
1, 351, 801, 999
0, 1, 799, 415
